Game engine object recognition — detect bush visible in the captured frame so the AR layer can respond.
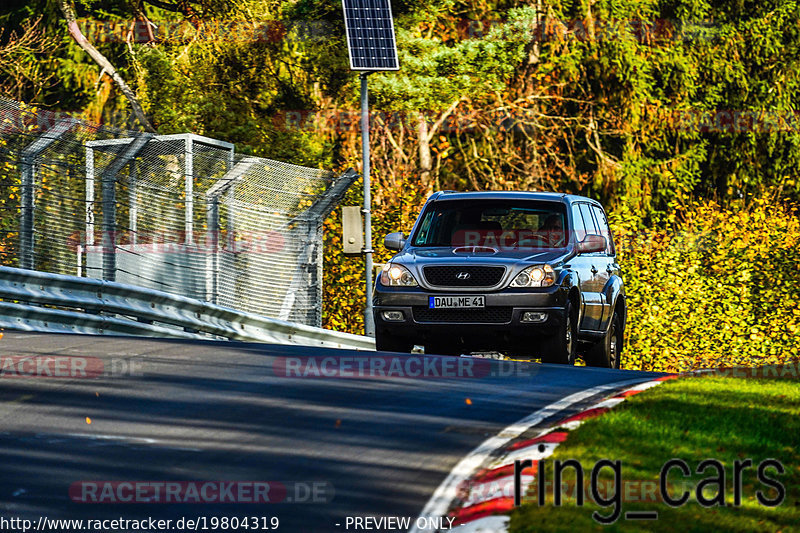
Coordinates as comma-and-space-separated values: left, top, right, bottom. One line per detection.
613, 196, 800, 372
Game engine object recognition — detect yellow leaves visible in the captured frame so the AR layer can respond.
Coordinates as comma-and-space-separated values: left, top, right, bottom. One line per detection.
322, 175, 426, 334
615, 194, 800, 372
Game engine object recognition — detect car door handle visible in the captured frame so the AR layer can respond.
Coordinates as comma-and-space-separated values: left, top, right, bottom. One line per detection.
590, 265, 598, 274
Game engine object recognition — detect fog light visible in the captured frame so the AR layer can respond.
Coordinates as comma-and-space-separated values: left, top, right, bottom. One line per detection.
382, 310, 405, 321
522, 311, 547, 323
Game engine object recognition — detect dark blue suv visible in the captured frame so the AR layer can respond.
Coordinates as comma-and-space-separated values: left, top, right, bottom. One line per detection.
373, 191, 625, 367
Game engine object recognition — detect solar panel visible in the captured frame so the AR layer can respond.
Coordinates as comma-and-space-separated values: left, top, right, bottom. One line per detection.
342, 0, 400, 71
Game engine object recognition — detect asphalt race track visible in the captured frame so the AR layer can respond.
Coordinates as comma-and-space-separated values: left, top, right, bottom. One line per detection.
0, 332, 666, 531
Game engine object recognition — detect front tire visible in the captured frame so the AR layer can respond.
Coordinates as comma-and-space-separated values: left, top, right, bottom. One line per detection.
540, 301, 576, 365
585, 308, 622, 368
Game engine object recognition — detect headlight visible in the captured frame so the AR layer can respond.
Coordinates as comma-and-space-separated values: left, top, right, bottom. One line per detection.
510, 264, 556, 288
380, 263, 418, 287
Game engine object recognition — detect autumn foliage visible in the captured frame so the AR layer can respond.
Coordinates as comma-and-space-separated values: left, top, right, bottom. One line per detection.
614, 196, 800, 372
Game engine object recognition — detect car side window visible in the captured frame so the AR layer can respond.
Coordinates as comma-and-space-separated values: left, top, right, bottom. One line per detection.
413, 211, 434, 245
590, 205, 615, 256
578, 203, 598, 238
571, 204, 586, 243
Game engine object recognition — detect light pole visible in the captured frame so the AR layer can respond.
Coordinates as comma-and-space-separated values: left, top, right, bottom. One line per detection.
341, 0, 399, 338
360, 72, 375, 336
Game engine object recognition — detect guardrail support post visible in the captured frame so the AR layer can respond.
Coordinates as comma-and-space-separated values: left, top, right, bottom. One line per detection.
100, 133, 154, 281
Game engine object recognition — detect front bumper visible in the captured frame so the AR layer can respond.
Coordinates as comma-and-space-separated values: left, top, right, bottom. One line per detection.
373, 282, 569, 351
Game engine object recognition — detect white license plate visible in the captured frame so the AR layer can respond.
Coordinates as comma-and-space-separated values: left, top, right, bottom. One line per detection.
429, 296, 486, 309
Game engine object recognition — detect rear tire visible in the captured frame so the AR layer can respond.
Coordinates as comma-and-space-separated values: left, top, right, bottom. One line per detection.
540, 301, 576, 365
375, 332, 412, 353
585, 308, 622, 368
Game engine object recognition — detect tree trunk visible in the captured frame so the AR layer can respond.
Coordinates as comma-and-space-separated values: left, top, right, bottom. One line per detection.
418, 115, 432, 186
418, 100, 462, 188
59, 0, 156, 132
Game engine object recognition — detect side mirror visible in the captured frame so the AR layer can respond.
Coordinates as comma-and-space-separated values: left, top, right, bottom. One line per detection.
577, 234, 606, 254
384, 232, 406, 251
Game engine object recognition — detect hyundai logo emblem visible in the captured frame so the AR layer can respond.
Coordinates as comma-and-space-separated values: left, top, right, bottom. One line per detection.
456, 272, 471, 280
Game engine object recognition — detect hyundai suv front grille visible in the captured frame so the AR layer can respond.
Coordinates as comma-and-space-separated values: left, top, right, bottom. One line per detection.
422, 266, 505, 287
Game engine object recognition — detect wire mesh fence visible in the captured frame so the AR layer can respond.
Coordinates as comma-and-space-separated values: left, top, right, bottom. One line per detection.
0, 97, 357, 326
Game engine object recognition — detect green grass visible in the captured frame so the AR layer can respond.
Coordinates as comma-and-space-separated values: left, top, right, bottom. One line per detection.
509, 375, 800, 532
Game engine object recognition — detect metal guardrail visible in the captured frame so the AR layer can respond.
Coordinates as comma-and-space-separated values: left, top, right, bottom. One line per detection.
0, 266, 375, 350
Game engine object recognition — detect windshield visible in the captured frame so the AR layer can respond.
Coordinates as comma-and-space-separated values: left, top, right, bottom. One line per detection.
411, 199, 568, 249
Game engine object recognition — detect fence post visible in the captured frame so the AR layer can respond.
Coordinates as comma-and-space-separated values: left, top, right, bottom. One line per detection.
19, 158, 35, 270
18, 118, 76, 270
206, 197, 219, 303
100, 133, 154, 281
84, 146, 95, 276
185, 136, 194, 245
129, 160, 138, 245
227, 185, 236, 249
278, 169, 359, 326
